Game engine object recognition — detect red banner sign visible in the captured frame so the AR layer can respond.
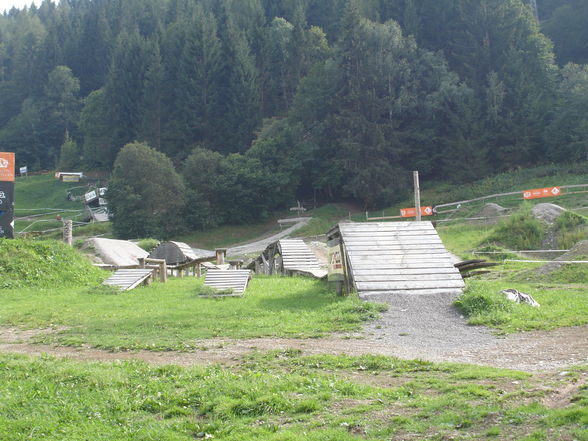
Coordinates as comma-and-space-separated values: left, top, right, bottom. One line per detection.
523, 187, 561, 200
400, 206, 433, 218
0, 152, 15, 182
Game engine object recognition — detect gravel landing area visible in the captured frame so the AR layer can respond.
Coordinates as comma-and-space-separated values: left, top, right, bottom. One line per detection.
361, 292, 497, 356
358, 293, 588, 372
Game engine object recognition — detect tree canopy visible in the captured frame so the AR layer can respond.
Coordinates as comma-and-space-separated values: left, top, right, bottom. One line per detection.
1, 0, 587, 231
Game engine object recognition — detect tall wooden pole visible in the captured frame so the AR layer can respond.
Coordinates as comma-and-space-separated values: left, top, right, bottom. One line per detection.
413, 171, 421, 221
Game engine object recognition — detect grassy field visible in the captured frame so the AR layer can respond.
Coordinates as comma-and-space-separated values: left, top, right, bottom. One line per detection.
13, 173, 96, 236
0, 276, 386, 351
175, 217, 284, 249
0, 352, 586, 441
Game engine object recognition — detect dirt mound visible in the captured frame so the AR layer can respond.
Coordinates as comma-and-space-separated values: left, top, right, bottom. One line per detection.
539, 240, 588, 274
476, 203, 509, 218
532, 203, 566, 225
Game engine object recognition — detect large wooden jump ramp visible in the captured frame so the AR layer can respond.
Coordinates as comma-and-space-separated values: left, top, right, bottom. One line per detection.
335, 221, 464, 297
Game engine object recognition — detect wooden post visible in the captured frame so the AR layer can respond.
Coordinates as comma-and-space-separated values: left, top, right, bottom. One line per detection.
196, 263, 201, 278
413, 171, 421, 222
215, 248, 227, 265
160, 261, 167, 283
63, 220, 73, 246
138, 257, 146, 269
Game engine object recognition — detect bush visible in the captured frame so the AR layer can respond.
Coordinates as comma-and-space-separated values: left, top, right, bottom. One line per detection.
555, 211, 588, 249
485, 205, 545, 250
137, 238, 159, 252
454, 286, 515, 326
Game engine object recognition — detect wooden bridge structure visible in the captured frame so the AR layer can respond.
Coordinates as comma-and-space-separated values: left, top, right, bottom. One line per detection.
327, 221, 464, 297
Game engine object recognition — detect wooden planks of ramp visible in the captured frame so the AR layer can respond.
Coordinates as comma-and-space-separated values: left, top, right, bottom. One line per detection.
204, 269, 252, 296
338, 222, 464, 297
103, 268, 153, 291
279, 239, 327, 278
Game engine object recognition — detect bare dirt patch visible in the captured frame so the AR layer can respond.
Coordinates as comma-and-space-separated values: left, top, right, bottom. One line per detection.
0, 324, 586, 373
0, 327, 70, 344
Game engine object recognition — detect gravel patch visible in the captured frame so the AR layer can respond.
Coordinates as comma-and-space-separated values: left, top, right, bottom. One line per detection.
532, 203, 566, 225
361, 292, 497, 355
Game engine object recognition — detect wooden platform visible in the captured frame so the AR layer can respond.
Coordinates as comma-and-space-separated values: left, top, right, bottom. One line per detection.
338, 222, 464, 297
279, 239, 327, 278
203, 269, 252, 296
102, 268, 153, 291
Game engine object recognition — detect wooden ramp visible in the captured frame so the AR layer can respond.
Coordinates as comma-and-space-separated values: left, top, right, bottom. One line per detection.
279, 239, 327, 278
103, 268, 153, 291
204, 269, 252, 296
338, 222, 464, 297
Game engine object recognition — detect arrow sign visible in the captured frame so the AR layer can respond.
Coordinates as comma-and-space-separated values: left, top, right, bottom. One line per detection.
523, 187, 561, 200
400, 206, 434, 218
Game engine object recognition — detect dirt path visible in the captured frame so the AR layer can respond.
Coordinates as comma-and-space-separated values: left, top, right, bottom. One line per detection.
1, 322, 586, 372
226, 217, 312, 256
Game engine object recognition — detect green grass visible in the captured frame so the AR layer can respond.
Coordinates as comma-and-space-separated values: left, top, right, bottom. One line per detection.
485, 204, 546, 250
456, 279, 588, 333
14, 173, 83, 213
174, 217, 284, 249
0, 276, 386, 351
175, 204, 361, 249
437, 223, 495, 259
1, 352, 586, 441
0, 239, 104, 289
13, 173, 108, 237
294, 204, 362, 237
539, 262, 588, 284
555, 211, 588, 249
424, 161, 588, 208
377, 162, 588, 224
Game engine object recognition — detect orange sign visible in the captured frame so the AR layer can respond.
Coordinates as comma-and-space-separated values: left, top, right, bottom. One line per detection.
0, 152, 15, 182
400, 206, 433, 218
523, 187, 561, 200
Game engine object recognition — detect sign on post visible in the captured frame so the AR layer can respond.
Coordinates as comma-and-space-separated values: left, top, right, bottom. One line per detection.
0, 152, 15, 239
400, 206, 433, 218
0, 152, 15, 182
19, 166, 27, 176
523, 187, 561, 200
327, 237, 345, 283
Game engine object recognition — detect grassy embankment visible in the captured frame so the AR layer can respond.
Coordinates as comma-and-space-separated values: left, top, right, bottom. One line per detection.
438, 203, 588, 334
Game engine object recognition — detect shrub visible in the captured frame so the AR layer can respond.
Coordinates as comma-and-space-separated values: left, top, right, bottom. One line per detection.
485, 205, 545, 250
555, 211, 588, 249
454, 286, 515, 326
137, 238, 159, 252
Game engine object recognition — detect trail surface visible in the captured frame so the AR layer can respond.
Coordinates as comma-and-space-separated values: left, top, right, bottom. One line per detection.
227, 217, 312, 256
1, 320, 586, 372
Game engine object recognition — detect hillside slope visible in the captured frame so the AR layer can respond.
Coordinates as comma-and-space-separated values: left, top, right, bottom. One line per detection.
0, 239, 104, 289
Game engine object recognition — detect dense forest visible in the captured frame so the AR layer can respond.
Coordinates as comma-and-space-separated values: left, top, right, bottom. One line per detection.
1, 0, 587, 237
